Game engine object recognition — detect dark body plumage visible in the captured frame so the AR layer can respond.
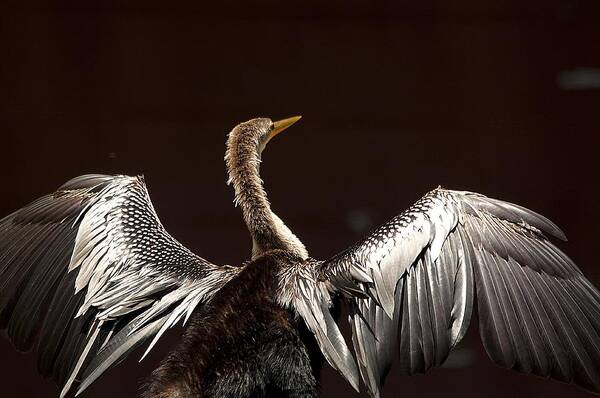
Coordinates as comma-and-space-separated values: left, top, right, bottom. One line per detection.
1, 116, 600, 398
141, 251, 319, 398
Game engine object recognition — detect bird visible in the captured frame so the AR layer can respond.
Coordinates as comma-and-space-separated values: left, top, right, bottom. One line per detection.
1, 116, 600, 398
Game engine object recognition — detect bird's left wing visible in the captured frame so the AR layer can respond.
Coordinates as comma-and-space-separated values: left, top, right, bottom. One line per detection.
317, 188, 600, 397
0, 174, 240, 397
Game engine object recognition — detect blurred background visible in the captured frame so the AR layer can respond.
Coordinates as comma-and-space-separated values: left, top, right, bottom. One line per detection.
1, 1, 600, 397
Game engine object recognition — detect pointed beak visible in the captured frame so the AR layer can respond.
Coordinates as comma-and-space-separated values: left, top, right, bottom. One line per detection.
267, 116, 302, 142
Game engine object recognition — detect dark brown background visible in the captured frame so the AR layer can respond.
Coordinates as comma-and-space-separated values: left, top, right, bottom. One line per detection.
1, 1, 600, 397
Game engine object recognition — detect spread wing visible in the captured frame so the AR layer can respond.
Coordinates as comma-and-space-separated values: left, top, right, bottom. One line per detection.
0, 174, 240, 397
318, 188, 600, 397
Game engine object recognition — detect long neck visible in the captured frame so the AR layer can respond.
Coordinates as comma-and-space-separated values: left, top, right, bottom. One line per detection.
225, 128, 308, 260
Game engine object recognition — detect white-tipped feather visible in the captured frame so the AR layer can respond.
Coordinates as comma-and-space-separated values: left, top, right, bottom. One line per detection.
18, 175, 243, 397
318, 188, 600, 396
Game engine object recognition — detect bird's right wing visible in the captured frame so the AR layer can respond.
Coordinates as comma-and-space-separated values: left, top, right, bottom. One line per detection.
0, 174, 241, 397
318, 188, 600, 397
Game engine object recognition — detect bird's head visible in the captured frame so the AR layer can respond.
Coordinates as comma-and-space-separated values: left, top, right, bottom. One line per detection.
225, 115, 302, 185
226, 116, 301, 158
225, 115, 302, 195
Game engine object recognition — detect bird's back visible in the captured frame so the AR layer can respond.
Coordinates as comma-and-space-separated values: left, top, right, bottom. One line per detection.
140, 253, 319, 398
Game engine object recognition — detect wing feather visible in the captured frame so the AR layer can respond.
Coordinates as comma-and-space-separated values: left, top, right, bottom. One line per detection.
0, 174, 240, 396
318, 188, 600, 396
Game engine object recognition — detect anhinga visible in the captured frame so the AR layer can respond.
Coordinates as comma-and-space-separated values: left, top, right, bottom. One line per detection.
1, 116, 600, 398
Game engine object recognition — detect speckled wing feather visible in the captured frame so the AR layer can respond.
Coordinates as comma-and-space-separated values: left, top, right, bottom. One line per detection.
0, 174, 240, 397
319, 188, 600, 397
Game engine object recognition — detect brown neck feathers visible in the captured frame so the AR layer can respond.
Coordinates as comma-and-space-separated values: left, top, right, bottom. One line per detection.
225, 118, 308, 259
